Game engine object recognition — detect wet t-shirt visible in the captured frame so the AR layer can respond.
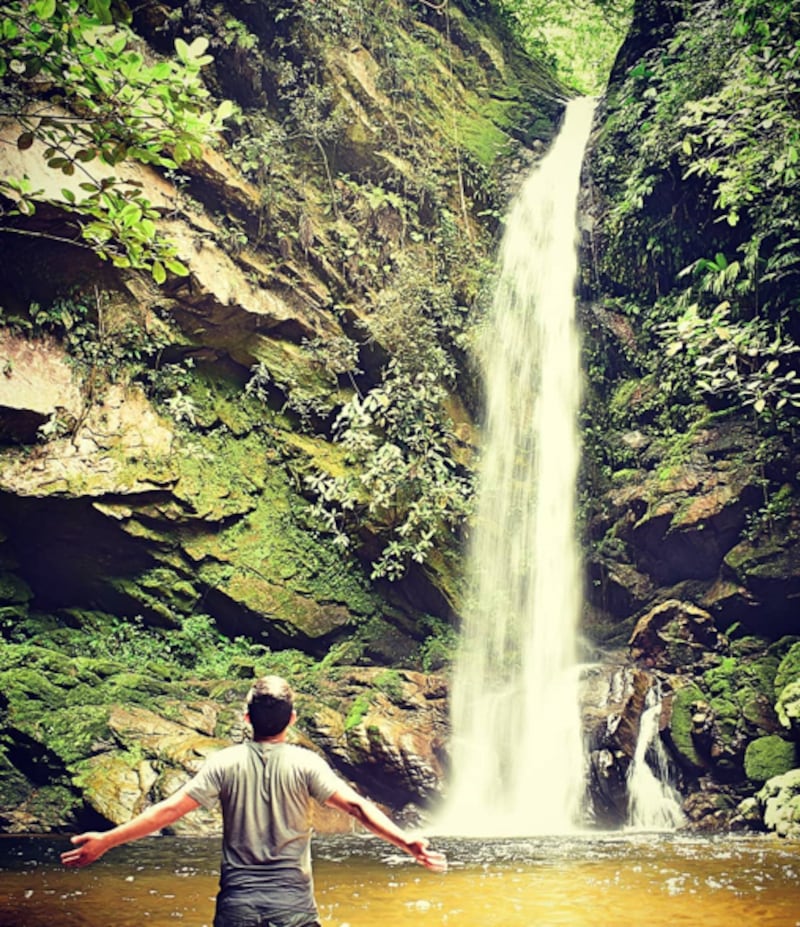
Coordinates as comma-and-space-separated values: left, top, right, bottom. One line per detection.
185, 741, 342, 913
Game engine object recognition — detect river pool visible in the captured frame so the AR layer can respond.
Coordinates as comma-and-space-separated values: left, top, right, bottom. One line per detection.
1, 832, 798, 926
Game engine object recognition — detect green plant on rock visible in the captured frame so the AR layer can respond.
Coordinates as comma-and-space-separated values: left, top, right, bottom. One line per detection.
594, 0, 800, 433
228, 113, 291, 243
275, 58, 349, 212
306, 358, 474, 580
0, 0, 234, 280
418, 614, 458, 672
13, 289, 175, 414
219, 15, 258, 51
661, 300, 800, 417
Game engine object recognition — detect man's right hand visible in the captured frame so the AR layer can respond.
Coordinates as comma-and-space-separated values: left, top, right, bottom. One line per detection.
61, 832, 110, 868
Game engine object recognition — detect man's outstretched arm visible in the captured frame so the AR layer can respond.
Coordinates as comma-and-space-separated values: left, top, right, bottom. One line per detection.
325, 785, 447, 872
61, 789, 200, 868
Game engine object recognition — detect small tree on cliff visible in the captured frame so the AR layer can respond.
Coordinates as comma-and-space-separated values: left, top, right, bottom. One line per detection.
0, 0, 233, 282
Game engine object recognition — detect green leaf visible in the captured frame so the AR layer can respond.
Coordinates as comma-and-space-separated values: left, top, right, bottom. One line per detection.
152, 260, 167, 284
34, 0, 57, 20
164, 258, 189, 276
174, 37, 190, 63
215, 99, 235, 123
17, 132, 35, 151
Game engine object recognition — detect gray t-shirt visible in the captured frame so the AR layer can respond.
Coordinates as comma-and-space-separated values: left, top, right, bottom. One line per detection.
185, 741, 342, 911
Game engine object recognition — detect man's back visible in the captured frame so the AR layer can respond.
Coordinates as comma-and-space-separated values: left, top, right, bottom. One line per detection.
186, 740, 341, 910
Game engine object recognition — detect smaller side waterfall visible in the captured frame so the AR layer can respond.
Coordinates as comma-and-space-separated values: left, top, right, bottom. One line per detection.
626, 682, 686, 831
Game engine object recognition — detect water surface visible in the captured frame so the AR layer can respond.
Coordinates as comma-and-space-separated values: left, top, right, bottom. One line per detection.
2, 833, 798, 926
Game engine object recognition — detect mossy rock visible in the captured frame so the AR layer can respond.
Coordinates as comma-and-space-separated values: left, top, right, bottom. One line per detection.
72, 751, 156, 825
744, 735, 798, 785
776, 680, 800, 735
775, 641, 800, 693
20, 783, 83, 829
667, 681, 707, 772
0, 744, 34, 810
703, 652, 781, 736
0, 663, 71, 729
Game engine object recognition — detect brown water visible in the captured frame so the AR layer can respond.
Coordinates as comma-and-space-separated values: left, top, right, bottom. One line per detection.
1, 833, 799, 927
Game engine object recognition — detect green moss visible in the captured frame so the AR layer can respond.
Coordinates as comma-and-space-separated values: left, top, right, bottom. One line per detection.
344, 693, 373, 731
456, 107, 513, 166
744, 735, 798, 784
0, 664, 71, 729
43, 705, 112, 766
695, 653, 782, 765
250, 335, 339, 413
609, 378, 643, 416
375, 670, 404, 702
190, 460, 383, 628
668, 682, 707, 771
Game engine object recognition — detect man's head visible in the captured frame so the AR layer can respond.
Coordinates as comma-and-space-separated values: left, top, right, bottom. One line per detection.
245, 675, 295, 739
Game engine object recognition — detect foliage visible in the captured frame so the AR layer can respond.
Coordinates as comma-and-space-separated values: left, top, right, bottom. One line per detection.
590, 0, 800, 431
418, 614, 459, 672
490, 0, 630, 92
0, 0, 233, 280
306, 358, 474, 581
662, 300, 800, 417
0, 610, 275, 681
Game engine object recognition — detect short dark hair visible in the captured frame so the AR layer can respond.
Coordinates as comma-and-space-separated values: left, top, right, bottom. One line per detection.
246, 676, 294, 738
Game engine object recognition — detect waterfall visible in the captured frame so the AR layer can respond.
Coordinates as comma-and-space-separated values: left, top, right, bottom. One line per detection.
626, 682, 686, 831
441, 98, 596, 837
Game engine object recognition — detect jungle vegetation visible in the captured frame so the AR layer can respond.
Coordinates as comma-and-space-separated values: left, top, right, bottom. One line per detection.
2, 0, 797, 590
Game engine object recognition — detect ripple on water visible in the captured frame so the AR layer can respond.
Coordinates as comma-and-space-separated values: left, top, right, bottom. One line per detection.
1, 833, 799, 927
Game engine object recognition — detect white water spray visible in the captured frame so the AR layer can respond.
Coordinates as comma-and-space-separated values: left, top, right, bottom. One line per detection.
441, 98, 596, 837
627, 683, 686, 831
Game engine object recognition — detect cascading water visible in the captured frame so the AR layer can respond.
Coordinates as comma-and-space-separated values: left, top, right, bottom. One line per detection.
440, 98, 596, 837
626, 682, 686, 831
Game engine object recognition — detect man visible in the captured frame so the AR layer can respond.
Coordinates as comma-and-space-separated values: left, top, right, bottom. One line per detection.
61, 675, 446, 927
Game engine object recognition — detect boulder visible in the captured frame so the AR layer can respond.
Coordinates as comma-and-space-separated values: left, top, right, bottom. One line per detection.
74, 753, 159, 824
580, 662, 652, 826
629, 599, 727, 672
744, 735, 798, 785
722, 536, 800, 637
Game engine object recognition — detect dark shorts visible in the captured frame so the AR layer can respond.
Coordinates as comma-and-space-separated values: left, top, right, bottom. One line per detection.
213, 898, 320, 927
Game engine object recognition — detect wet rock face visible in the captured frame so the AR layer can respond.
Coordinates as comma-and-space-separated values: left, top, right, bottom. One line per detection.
578, 0, 800, 829
0, 0, 567, 676
580, 661, 652, 826
585, 422, 799, 642
0, 333, 83, 444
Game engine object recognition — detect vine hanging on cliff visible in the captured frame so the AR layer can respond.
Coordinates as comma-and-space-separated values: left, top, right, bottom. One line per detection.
305, 358, 474, 581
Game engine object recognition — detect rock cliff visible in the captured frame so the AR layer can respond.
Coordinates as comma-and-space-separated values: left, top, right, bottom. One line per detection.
579, 0, 800, 833
0, 0, 565, 833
